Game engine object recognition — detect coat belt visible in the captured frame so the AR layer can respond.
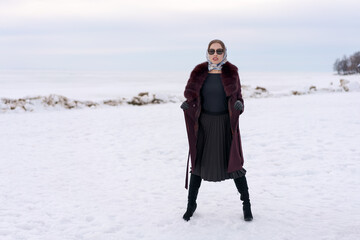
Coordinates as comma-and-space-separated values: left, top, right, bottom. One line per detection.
185, 149, 190, 189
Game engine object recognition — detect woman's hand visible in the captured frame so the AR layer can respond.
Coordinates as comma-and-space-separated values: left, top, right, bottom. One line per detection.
234, 100, 243, 112
180, 101, 189, 110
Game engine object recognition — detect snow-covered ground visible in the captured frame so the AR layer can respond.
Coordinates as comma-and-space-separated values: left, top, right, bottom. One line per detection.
0, 71, 360, 239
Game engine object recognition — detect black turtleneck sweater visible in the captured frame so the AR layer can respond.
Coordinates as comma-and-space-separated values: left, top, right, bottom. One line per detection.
200, 73, 228, 114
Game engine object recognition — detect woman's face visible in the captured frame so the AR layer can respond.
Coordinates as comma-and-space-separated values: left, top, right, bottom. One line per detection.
208, 42, 224, 64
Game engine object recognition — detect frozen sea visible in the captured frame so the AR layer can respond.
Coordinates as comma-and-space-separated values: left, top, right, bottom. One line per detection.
0, 70, 359, 240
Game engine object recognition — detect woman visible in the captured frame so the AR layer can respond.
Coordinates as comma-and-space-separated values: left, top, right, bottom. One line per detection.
181, 39, 253, 222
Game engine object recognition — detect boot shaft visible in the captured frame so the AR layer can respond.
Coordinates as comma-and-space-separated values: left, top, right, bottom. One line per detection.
187, 174, 202, 204
234, 176, 250, 204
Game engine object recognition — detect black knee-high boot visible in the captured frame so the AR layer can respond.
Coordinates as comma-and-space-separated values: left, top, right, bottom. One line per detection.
183, 173, 202, 221
234, 175, 253, 221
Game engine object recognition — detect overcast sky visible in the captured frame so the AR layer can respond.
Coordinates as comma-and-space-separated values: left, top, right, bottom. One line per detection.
0, 0, 359, 72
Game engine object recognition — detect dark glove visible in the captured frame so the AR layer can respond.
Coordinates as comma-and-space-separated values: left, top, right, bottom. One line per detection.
180, 101, 189, 110
234, 100, 243, 112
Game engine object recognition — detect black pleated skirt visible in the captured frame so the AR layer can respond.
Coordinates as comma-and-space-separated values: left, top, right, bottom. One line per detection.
190, 110, 246, 181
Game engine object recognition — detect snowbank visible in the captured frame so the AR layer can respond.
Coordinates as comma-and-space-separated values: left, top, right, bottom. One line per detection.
1, 79, 359, 113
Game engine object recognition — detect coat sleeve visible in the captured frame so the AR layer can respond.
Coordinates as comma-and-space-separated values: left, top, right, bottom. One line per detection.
236, 72, 244, 115
183, 76, 197, 120
184, 80, 198, 102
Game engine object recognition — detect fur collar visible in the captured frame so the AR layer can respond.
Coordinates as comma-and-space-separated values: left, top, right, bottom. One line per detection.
184, 61, 239, 101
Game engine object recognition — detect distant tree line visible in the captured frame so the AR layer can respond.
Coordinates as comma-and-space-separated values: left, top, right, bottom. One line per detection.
333, 51, 360, 75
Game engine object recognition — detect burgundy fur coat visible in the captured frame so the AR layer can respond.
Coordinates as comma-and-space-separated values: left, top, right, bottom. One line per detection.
183, 61, 245, 189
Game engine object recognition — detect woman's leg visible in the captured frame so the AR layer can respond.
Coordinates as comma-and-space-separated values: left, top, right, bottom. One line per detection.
183, 173, 202, 221
234, 175, 253, 221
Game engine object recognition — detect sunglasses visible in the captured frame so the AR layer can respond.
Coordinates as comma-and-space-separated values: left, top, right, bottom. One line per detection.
208, 48, 224, 55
